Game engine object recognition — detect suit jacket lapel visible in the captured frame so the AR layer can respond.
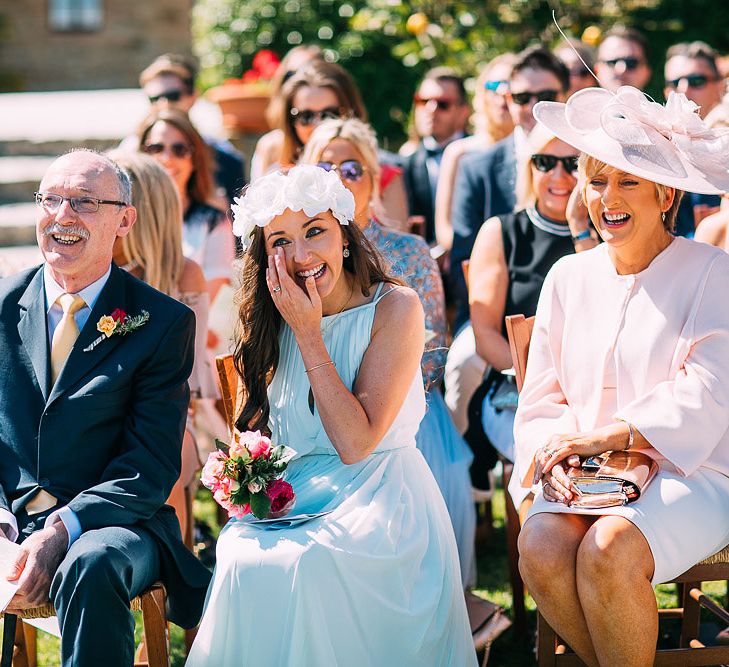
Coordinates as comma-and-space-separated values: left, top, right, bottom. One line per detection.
17, 267, 52, 400
48, 265, 127, 405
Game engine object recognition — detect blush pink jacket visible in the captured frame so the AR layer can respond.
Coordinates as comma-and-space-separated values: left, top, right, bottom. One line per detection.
514, 237, 729, 486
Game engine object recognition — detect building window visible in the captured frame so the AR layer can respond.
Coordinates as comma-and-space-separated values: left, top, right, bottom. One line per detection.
48, 0, 103, 32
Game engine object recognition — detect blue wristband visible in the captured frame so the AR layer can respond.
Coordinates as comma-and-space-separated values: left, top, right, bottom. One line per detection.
571, 229, 592, 242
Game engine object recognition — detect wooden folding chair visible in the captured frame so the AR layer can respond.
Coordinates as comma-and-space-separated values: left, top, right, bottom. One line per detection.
504, 313, 729, 667
2, 582, 169, 667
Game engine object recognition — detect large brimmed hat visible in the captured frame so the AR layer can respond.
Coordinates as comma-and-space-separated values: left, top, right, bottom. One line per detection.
533, 86, 729, 194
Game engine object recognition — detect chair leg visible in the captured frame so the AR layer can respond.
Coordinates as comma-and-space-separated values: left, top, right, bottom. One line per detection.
501, 460, 527, 635
1, 615, 17, 667
537, 612, 558, 667
11, 621, 36, 667
679, 581, 702, 648
140, 587, 170, 667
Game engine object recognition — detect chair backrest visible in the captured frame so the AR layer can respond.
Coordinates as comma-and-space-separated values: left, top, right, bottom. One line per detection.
461, 259, 470, 289
504, 314, 535, 392
215, 354, 239, 433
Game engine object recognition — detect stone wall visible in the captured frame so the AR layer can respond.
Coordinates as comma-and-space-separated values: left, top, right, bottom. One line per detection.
0, 0, 193, 92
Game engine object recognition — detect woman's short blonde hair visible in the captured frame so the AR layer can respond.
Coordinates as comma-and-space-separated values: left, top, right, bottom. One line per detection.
107, 151, 185, 296
579, 154, 684, 232
299, 117, 382, 211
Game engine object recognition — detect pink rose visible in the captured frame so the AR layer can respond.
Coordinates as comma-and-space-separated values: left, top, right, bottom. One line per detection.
240, 430, 273, 460
201, 451, 228, 490
227, 502, 251, 519
266, 479, 295, 517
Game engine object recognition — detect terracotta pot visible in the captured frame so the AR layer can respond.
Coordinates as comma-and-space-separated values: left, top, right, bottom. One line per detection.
207, 83, 271, 133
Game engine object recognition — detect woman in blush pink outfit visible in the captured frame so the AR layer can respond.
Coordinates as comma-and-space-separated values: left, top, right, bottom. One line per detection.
514, 85, 729, 667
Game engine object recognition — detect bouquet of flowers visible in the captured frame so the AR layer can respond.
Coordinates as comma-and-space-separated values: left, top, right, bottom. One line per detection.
201, 429, 296, 520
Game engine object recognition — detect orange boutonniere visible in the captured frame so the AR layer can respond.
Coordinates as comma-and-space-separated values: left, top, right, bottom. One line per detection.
83, 309, 149, 352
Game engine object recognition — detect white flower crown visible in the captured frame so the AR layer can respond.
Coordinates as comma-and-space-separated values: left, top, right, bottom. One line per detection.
231, 164, 355, 249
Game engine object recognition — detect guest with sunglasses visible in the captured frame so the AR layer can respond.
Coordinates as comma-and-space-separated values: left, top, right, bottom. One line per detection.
664, 41, 724, 119
445, 46, 569, 434
401, 67, 471, 245
555, 38, 599, 96
132, 53, 246, 207
137, 109, 235, 305
461, 125, 592, 506
595, 27, 652, 92
434, 54, 517, 254
301, 118, 477, 587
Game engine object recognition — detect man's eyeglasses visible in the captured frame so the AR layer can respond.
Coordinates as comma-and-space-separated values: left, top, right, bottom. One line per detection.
147, 90, 184, 104
510, 90, 559, 106
35, 192, 128, 213
142, 142, 193, 158
413, 95, 459, 111
665, 74, 718, 90
531, 154, 579, 174
600, 57, 642, 71
290, 106, 342, 126
484, 80, 508, 92
316, 160, 367, 183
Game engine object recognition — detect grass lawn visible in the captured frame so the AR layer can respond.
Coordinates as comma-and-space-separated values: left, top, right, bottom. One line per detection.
8, 485, 728, 666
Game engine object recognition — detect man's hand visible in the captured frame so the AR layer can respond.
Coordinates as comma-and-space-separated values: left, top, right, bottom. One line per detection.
5, 522, 68, 612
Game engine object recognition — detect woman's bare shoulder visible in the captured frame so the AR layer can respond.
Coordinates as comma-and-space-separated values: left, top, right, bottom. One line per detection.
178, 258, 207, 293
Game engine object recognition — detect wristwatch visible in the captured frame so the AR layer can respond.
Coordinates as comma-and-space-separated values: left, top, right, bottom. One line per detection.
571, 229, 592, 242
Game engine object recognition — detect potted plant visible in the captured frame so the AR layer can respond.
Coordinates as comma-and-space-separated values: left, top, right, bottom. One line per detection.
207, 49, 280, 134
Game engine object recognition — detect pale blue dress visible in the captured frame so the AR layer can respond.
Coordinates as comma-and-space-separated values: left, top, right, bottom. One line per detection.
186, 283, 476, 667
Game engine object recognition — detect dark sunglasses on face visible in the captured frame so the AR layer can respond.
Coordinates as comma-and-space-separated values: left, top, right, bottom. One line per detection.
510, 89, 559, 105
148, 89, 184, 104
316, 160, 366, 182
142, 142, 193, 158
665, 74, 717, 90
413, 95, 458, 111
531, 154, 579, 174
570, 67, 591, 78
600, 57, 642, 71
290, 106, 341, 126
484, 80, 508, 92
35, 192, 127, 213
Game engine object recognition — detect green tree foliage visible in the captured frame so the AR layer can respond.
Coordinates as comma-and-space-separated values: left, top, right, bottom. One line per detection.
193, 0, 729, 145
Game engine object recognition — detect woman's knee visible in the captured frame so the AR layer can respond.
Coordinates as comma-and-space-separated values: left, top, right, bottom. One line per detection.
518, 515, 582, 586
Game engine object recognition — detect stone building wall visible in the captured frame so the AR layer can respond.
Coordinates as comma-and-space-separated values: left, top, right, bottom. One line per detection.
0, 0, 192, 91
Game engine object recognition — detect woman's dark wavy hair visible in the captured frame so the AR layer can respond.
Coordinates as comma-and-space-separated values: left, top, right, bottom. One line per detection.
233, 220, 401, 433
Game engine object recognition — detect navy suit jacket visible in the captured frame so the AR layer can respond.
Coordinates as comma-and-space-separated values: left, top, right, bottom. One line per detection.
450, 134, 517, 328
0, 264, 210, 627
402, 142, 436, 244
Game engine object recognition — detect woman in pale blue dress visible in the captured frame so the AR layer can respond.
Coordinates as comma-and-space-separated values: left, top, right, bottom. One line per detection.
186, 165, 475, 666
301, 118, 476, 587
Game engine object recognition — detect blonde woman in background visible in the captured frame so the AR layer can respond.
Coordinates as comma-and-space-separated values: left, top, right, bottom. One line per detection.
434, 54, 517, 252
109, 151, 225, 542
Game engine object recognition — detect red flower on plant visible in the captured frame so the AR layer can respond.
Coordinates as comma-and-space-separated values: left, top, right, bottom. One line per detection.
110, 308, 127, 322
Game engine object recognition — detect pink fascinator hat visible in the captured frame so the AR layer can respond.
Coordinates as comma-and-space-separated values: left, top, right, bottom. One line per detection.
533, 86, 729, 194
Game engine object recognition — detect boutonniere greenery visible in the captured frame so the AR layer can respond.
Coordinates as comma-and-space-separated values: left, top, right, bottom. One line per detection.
83, 308, 149, 352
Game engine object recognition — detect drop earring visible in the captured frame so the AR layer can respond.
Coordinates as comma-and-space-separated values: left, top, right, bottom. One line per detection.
661, 212, 666, 223
343, 246, 350, 258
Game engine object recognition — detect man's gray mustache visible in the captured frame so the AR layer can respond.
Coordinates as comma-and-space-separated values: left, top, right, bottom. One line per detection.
43, 224, 90, 239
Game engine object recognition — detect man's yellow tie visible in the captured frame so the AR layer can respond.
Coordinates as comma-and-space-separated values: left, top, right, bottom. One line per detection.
50, 293, 86, 384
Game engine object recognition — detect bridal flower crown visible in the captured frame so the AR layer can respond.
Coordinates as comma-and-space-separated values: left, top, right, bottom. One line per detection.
231, 164, 355, 249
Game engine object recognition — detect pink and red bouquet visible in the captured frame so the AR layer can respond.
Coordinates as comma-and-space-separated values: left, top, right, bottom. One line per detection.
201, 429, 295, 520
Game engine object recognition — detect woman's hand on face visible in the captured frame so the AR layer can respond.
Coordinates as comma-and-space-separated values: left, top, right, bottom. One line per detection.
266, 247, 322, 338
566, 183, 590, 236
533, 431, 611, 484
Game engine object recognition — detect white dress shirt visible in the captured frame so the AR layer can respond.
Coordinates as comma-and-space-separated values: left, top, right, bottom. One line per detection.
0, 264, 111, 546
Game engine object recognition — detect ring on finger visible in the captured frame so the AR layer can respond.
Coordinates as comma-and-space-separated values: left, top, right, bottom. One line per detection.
272, 286, 282, 294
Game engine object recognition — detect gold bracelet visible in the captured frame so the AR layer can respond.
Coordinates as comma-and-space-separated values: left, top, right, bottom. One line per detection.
305, 360, 335, 374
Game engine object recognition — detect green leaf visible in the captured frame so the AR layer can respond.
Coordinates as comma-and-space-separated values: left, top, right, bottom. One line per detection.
214, 438, 230, 454
250, 490, 272, 519
231, 486, 250, 507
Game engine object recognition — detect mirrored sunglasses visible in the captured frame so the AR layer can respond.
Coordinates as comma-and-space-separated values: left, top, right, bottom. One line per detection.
147, 90, 184, 104
484, 79, 509, 92
142, 142, 193, 158
531, 154, 579, 174
316, 160, 366, 182
34, 192, 127, 213
601, 57, 642, 71
665, 74, 716, 90
290, 106, 342, 126
413, 95, 457, 110
510, 89, 559, 105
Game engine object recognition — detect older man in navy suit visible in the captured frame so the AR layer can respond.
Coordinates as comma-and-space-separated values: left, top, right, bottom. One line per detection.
0, 150, 210, 665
